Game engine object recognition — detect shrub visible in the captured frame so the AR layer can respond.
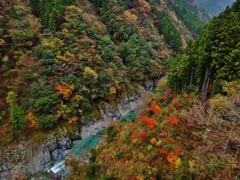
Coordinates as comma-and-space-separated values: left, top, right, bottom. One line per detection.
36, 115, 58, 128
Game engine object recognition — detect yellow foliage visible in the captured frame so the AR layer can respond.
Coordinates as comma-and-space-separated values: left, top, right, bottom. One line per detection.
160, 0, 167, 6
175, 157, 181, 168
156, 76, 167, 92
123, 10, 138, 22
56, 51, 75, 64
209, 81, 240, 112
56, 55, 68, 62
115, 16, 124, 22
62, 28, 69, 38
136, 174, 144, 180
150, 138, 157, 145
74, 95, 83, 102
3, 55, 9, 62
189, 160, 195, 172
209, 95, 230, 113
143, 1, 151, 13
222, 80, 240, 97
65, 51, 75, 58
42, 38, 64, 50
83, 66, 98, 80
92, 21, 103, 34
66, 5, 83, 13
78, 109, 83, 114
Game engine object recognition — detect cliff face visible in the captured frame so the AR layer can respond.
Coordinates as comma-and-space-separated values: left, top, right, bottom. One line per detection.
196, 0, 236, 17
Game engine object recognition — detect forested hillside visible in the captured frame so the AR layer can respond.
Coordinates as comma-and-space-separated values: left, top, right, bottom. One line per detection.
0, 0, 205, 142
67, 1, 240, 179
167, 0, 240, 94
2, 0, 240, 179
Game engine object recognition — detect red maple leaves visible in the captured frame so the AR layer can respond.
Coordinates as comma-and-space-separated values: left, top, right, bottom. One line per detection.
150, 101, 161, 113
141, 116, 158, 129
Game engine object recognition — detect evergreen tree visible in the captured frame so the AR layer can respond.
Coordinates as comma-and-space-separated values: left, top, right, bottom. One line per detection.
6, 92, 25, 130
167, 0, 240, 93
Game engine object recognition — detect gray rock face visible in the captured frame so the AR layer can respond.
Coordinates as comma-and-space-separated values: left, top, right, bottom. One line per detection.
0, 79, 159, 179
144, 80, 154, 91
0, 134, 80, 180
80, 83, 156, 139
26, 142, 52, 174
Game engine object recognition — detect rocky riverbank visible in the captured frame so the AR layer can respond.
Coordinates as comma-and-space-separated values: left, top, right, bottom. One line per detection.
0, 79, 158, 180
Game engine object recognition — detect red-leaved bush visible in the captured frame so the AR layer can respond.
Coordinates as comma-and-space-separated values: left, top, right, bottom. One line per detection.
140, 133, 147, 141
170, 116, 177, 125
175, 102, 181, 110
141, 116, 158, 129
150, 101, 161, 113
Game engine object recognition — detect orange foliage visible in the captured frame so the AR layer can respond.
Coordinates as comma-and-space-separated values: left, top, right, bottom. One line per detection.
113, 33, 117, 39
131, 130, 139, 140
54, 114, 60, 118
55, 83, 75, 100
0, 39, 5, 45
166, 149, 180, 166
170, 115, 177, 125
141, 116, 158, 129
68, 117, 78, 123
109, 86, 116, 95
150, 101, 161, 113
102, 134, 109, 139
26, 112, 37, 128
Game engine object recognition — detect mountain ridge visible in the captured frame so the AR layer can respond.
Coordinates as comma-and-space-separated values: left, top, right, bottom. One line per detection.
196, 0, 236, 17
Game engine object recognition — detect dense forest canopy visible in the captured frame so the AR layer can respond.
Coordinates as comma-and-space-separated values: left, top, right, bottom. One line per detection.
167, 0, 240, 93
67, 1, 240, 179
0, 0, 207, 131
0, 0, 240, 179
